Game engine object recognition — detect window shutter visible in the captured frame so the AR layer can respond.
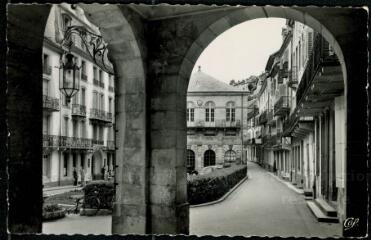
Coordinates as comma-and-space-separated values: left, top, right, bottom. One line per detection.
307, 32, 313, 54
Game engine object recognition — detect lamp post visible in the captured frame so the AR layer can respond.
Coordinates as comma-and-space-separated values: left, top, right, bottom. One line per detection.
59, 52, 80, 103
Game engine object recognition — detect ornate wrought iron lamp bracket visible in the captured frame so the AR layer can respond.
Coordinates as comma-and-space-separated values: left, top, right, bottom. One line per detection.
61, 25, 113, 75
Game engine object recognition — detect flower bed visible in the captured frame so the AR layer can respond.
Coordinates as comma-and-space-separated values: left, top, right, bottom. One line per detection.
187, 164, 247, 205
42, 204, 66, 221
82, 180, 114, 211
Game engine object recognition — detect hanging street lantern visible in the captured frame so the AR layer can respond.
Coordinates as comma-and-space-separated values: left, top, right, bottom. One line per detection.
59, 52, 80, 103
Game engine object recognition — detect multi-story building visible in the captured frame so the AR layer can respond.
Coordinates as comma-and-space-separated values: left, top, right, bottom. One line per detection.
186, 67, 250, 172
42, 4, 115, 187
246, 19, 345, 223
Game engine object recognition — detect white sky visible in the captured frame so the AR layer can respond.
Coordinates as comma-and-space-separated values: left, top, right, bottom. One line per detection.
193, 18, 286, 84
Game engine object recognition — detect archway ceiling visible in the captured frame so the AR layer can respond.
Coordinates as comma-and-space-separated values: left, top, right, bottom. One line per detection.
125, 4, 239, 20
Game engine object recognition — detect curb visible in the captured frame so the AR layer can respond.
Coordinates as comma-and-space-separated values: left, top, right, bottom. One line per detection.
267, 172, 304, 195
190, 175, 249, 208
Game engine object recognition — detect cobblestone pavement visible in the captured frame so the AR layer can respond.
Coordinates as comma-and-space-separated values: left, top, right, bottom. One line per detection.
43, 162, 342, 237
190, 161, 342, 237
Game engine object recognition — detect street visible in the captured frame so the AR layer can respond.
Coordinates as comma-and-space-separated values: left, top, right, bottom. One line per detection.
43, 162, 341, 237
190, 161, 341, 237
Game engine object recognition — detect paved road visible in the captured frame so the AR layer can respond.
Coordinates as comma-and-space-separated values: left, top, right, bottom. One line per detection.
190, 161, 342, 237
43, 162, 341, 237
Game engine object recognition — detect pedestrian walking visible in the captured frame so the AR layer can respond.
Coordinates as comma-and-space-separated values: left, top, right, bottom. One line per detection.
80, 168, 85, 186
73, 167, 78, 186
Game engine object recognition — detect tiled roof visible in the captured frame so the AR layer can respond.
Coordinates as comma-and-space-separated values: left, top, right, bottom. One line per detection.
187, 68, 241, 92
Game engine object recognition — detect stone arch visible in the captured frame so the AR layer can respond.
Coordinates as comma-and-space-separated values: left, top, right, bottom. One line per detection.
79, 4, 148, 234
175, 6, 367, 236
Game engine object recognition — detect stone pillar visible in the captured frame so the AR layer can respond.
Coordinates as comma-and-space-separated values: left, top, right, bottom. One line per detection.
7, 5, 51, 232
149, 74, 189, 234
111, 58, 148, 234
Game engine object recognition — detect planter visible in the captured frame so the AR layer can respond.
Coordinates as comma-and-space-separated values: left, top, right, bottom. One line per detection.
80, 208, 112, 216
42, 209, 66, 221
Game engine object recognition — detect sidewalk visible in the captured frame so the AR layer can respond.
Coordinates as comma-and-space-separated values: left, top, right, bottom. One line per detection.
43, 185, 83, 197
267, 172, 304, 195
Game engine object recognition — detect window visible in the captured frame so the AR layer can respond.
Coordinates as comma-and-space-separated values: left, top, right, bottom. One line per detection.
80, 120, 86, 138
205, 101, 215, 122
81, 88, 86, 106
99, 70, 103, 83
108, 97, 113, 114
187, 102, 195, 122
43, 116, 49, 135
100, 94, 104, 110
92, 91, 98, 108
225, 150, 236, 163
81, 154, 85, 168
43, 78, 49, 96
72, 120, 78, 138
63, 153, 68, 176
226, 102, 235, 122
186, 150, 195, 173
62, 14, 72, 32
63, 117, 69, 136
204, 150, 216, 167
72, 153, 77, 168
81, 61, 86, 76
93, 67, 98, 81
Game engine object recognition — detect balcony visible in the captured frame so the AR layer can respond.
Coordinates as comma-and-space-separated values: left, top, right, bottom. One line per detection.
267, 110, 275, 125
109, 85, 114, 92
288, 66, 298, 88
44, 135, 93, 150
278, 62, 289, 84
274, 96, 290, 117
43, 95, 60, 111
81, 73, 88, 82
92, 139, 104, 145
187, 119, 241, 129
43, 134, 60, 148
43, 65, 52, 75
283, 111, 314, 138
89, 108, 112, 123
71, 104, 86, 118
106, 140, 115, 151
60, 136, 93, 149
99, 82, 105, 89
296, 33, 342, 109
247, 106, 259, 120
258, 110, 267, 125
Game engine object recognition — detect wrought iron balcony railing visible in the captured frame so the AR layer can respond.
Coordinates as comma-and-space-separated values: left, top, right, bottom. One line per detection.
72, 104, 86, 118
107, 140, 115, 150
296, 33, 340, 105
92, 139, 104, 145
43, 134, 60, 148
188, 119, 241, 128
247, 106, 259, 120
258, 110, 267, 125
43, 135, 93, 149
274, 96, 290, 117
43, 95, 60, 111
89, 108, 112, 123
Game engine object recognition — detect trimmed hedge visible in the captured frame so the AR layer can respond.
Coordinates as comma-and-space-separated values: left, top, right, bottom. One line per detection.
83, 180, 114, 210
187, 164, 247, 205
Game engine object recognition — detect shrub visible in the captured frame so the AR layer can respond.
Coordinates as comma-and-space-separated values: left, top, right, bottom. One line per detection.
43, 204, 63, 212
187, 165, 247, 205
42, 204, 66, 221
83, 180, 114, 210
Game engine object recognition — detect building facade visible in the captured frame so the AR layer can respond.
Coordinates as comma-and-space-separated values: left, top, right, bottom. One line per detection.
246, 20, 346, 222
186, 67, 250, 172
42, 4, 115, 187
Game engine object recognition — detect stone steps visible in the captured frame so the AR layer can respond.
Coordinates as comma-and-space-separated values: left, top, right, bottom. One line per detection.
306, 200, 339, 223
315, 198, 338, 217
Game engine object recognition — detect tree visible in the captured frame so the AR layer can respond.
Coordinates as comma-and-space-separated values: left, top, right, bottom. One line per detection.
229, 79, 236, 86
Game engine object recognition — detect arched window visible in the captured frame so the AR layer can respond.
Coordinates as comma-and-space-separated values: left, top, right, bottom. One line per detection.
187, 102, 195, 122
224, 150, 236, 163
226, 101, 235, 122
205, 101, 215, 122
186, 150, 195, 172
204, 150, 215, 167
